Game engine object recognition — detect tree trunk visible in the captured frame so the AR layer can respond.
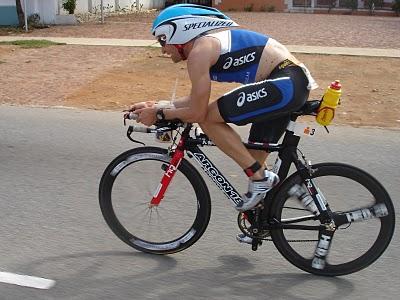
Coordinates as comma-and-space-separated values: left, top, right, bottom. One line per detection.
15, 0, 25, 28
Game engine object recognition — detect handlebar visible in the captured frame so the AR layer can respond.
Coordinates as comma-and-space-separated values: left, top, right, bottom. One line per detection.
123, 110, 185, 130
123, 111, 138, 125
129, 126, 155, 133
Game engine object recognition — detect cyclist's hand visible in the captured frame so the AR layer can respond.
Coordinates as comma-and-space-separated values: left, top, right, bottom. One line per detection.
135, 107, 157, 126
128, 101, 156, 112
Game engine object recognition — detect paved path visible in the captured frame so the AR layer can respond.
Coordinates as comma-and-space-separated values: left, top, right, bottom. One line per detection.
1, 36, 400, 58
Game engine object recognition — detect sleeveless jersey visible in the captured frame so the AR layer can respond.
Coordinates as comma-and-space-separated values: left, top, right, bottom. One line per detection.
208, 29, 269, 84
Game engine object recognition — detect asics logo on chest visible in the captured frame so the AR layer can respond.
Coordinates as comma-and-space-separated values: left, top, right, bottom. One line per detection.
223, 52, 256, 70
237, 88, 268, 107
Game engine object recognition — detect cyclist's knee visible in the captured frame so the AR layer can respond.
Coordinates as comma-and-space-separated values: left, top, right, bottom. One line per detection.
198, 122, 210, 132
204, 101, 225, 123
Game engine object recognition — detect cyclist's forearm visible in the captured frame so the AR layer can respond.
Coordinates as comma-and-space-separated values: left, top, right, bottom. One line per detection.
164, 106, 205, 123
171, 96, 191, 108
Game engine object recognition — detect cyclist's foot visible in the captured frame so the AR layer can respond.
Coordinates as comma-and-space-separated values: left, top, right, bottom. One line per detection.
235, 170, 279, 212
236, 233, 253, 244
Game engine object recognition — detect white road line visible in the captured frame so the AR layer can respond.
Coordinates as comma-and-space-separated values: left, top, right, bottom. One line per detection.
0, 272, 55, 289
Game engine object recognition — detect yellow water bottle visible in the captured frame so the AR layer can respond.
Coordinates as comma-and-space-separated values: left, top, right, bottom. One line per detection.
316, 80, 342, 126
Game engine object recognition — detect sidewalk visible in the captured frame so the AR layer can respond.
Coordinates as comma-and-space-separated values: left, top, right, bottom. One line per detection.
1, 36, 400, 58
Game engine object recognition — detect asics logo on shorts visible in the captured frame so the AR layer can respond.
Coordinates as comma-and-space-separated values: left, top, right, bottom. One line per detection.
237, 88, 268, 107
223, 52, 256, 70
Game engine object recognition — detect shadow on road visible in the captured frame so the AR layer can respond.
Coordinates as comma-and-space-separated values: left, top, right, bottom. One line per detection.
13, 251, 354, 299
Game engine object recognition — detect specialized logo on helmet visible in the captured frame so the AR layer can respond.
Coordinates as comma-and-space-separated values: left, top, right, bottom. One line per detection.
223, 52, 256, 70
183, 20, 234, 31
237, 88, 268, 107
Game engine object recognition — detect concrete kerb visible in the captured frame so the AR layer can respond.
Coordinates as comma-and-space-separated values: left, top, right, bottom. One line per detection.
1, 36, 400, 58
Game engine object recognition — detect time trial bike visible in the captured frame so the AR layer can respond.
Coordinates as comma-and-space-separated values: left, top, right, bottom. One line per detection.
98, 100, 395, 276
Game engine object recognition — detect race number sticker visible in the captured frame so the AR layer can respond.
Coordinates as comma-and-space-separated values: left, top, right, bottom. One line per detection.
303, 126, 316, 136
293, 124, 318, 137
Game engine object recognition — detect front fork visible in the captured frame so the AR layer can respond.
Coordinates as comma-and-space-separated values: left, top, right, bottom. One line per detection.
302, 176, 336, 270
149, 146, 184, 207
312, 227, 335, 270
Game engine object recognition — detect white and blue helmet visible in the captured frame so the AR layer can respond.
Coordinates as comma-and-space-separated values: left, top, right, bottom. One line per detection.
152, 4, 239, 45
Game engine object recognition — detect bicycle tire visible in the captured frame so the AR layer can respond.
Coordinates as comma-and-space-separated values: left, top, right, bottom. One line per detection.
99, 147, 211, 254
270, 163, 395, 276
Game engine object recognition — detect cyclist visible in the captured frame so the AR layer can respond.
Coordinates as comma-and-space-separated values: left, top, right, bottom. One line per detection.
131, 4, 318, 242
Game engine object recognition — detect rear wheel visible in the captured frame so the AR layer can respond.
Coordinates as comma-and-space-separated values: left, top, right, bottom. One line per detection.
270, 163, 395, 276
99, 147, 211, 254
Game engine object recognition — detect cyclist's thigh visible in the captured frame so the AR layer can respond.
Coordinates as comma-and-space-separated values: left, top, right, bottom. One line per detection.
217, 66, 309, 126
204, 100, 226, 123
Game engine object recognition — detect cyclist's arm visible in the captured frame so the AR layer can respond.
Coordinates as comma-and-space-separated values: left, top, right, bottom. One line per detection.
129, 96, 189, 111
163, 41, 213, 123
172, 96, 191, 108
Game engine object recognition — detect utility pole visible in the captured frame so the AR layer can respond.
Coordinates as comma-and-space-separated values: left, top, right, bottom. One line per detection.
24, 0, 28, 32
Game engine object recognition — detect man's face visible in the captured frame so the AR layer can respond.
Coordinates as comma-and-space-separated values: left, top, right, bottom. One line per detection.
161, 44, 182, 63
157, 35, 182, 63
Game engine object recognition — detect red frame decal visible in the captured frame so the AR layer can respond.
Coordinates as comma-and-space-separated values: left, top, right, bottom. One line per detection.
150, 140, 185, 206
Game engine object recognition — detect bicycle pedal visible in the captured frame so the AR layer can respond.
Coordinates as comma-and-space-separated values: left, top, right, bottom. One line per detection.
251, 239, 262, 251
251, 243, 258, 251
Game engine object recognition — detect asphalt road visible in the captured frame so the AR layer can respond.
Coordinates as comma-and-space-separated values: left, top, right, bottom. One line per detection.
0, 105, 399, 299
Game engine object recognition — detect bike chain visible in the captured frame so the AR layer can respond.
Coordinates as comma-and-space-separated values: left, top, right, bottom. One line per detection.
260, 237, 318, 243
239, 215, 318, 243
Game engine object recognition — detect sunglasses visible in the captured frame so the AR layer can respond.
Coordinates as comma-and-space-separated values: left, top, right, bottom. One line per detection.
157, 35, 167, 47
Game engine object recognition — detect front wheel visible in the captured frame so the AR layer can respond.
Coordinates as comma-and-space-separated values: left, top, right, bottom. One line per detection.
270, 163, 395, 276
99, 147, 211, 254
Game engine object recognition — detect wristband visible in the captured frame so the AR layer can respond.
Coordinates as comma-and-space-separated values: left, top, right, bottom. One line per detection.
155, 100, 175, 109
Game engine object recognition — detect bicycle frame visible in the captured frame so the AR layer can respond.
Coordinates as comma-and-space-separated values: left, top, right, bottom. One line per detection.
150, 121, 307, 209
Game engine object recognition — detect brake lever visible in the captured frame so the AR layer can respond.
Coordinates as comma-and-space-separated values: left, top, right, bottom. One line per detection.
127, 126, 145, 146
123, 112, 131, 126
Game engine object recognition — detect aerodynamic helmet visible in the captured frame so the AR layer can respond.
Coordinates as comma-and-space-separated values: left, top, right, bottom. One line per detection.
151, 4, 239, 45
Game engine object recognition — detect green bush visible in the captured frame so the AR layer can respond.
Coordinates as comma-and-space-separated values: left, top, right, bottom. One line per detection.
393, 0, 400, 16
364, 0, 384, 10
267, 5, 276, 12
244, 4, 254, 12
62, 0, 77, 14
343, 0, 358, 11
328, 0, 336, 11
27, 13, 40, 27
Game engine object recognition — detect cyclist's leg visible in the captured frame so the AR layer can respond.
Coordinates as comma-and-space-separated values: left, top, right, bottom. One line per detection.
200, 106, 278, 213
199, 103, 265, 181
207, 76, 304, 174
202, 65, 309, 213
201, 94, 283, 211
247, 115, 292, 167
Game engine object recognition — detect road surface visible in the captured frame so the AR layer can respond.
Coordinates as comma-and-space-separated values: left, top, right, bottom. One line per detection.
0, 105, 399, 299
